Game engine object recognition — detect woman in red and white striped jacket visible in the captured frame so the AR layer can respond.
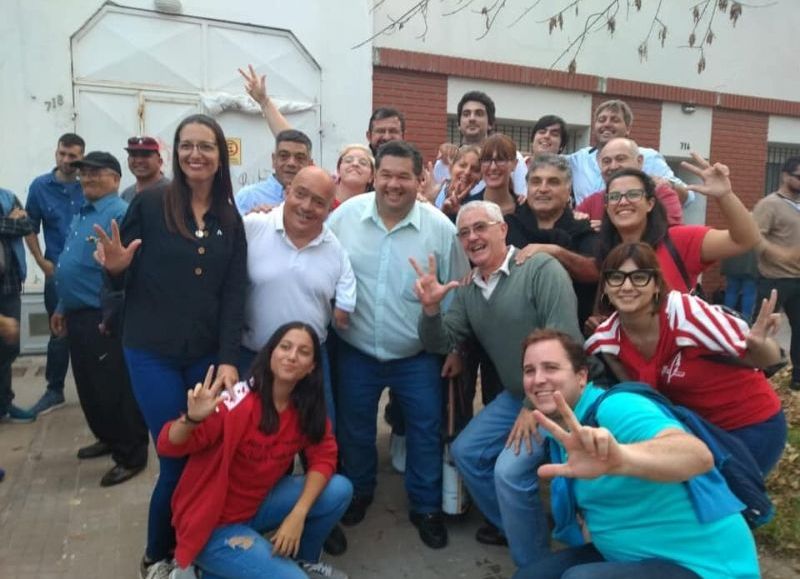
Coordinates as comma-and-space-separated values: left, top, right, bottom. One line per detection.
585, 242, 787, 475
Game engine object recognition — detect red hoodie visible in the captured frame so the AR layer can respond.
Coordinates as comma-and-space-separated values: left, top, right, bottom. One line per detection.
157, 383, 337, 567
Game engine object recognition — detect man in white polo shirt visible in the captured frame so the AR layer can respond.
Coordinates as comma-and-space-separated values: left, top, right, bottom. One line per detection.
240, 165, 355, 425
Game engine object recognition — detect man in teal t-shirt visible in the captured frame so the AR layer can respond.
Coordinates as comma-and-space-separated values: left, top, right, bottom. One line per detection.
512, 329, 759, 579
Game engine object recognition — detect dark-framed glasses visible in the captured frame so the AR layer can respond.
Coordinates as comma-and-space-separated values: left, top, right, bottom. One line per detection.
605, 188, 646, 204
603, 269, 656, 287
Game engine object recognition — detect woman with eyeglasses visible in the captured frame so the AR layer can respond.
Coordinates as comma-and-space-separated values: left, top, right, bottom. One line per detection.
595, 153, 760, 293
586, 242, 786, 476
333, 144, 374, 209
473, 134, 520, 217
94, 113, 247, 576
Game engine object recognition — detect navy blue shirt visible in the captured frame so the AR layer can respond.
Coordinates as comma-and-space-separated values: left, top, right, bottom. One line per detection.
26, 170, 85, 263
55, 193, 128, 312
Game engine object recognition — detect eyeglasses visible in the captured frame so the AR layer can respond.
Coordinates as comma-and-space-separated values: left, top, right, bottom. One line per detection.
480, 158, 511, 168
605, 189, 646, 204
603, 269, 656, 287
789, 173, 800, 179
341, 155, 372, 168
457, 220, 500, 239
178, 141, 218, 154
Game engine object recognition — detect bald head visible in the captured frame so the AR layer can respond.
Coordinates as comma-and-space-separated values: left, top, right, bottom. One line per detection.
283, 165, 336, 245
598, 137, 643, 183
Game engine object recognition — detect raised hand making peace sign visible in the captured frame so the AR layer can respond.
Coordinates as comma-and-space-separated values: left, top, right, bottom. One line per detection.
409, 254, 461, 316
533, 391, 624, 480
93, 219, 141, 276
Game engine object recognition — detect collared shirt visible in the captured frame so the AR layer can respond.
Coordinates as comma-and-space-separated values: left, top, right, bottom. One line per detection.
234, 175, 285, 215
121, 175, 170, 203
567, 146, 689, 205
0, 190, 33, 295
471, 246, 514, 300
26, 169, 85, 262
55, 193, 128, 311
242, 204, 356, 350
327, 193, 468, 361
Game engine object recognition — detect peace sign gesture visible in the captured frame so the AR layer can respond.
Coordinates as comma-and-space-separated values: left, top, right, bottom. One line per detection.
93, 220, 141, 276
238, 64, 268, 107
441, 177, 474, 217
534, 391, 624, 480
186, 365, 224, 423
409, 254, 460, 316
679, 152, 733, 199
746, 289, 781, 350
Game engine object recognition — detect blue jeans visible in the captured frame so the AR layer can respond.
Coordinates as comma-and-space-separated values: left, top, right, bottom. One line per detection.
194, 475, 353, 579
239, 342, 336, 431
44, 276, 70, 394
451, 390, 548, 567
729, 410, 788, 476
336, 340, 443, 512
724, 275, 757, 321
513, 543, 700, 579
124, 347, 217, 561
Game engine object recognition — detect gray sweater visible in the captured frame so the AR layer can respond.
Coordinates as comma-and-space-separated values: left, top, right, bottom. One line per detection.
419, 251, 582, 399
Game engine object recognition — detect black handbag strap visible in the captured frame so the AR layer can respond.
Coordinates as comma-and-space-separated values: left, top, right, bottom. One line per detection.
662, 233, 692, 292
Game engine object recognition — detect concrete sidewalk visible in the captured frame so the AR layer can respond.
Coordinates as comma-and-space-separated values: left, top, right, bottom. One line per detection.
0, 356, 514, 579
2, 355, 797, 578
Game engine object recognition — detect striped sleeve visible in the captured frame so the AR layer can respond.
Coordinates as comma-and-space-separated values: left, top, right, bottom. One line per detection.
666, 291, 748, 357
585, 313, 622, 355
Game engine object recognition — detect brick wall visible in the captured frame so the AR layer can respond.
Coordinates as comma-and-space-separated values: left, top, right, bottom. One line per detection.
590, 94, 662, 149
702, 108, 769, 292
372, 67, 447, 162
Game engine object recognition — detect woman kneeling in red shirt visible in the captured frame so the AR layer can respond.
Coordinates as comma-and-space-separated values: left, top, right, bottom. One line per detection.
586, 242, 787, 476
156, 322, 352, 579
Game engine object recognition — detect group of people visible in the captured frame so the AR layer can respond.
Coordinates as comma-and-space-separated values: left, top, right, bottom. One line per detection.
0, 67, 798, 579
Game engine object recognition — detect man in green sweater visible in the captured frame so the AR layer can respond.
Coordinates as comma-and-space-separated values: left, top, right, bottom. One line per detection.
413, 200, 582, 569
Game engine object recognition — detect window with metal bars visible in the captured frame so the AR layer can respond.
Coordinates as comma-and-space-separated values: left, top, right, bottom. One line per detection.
765, 144, 800, 194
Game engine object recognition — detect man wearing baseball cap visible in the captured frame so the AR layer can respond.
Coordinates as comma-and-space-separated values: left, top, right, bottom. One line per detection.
52, 151, 149, 487
120, 136, 168, 202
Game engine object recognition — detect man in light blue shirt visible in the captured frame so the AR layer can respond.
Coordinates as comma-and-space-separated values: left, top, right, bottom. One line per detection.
234, 129, 313, 214
568, 99, 693, 206
327, 141, 468, 550
52, 151, 148, 487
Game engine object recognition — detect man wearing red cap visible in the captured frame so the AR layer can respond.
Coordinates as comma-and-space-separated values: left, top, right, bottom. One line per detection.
121, 136, 168, 202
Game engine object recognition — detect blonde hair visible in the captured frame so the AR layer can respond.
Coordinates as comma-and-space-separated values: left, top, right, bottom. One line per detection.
337, 144, 375, 171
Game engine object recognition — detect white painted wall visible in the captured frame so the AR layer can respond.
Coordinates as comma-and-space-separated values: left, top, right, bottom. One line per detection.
1, 0, 373, 203
373, 1, 797, 103
660, 103, 713, 158
768, 115, 800, 145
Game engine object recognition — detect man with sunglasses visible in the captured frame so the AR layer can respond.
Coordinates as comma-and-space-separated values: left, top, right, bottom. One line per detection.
753, 156, 800, 391
414, 199, 582, 568
51, 151, 148, 486
120, 136, 168, 202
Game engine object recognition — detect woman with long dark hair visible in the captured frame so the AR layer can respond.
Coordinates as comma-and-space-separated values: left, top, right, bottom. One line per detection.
154, 322, 351, 578
594, 154, 759, 292
586, 242, 786, 476
94, 114, 247, 576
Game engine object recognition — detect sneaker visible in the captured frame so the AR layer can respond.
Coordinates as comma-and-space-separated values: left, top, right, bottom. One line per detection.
0, 404, 36, 423
144, 560, 175, 579
390, 433, 406, 474
298, 560, 349, 579
30, 390, 66, 416
409, 511, 448, 549
169, 565, 199, 579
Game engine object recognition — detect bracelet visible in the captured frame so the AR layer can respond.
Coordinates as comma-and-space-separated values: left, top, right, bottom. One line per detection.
182, 412, 203, 425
